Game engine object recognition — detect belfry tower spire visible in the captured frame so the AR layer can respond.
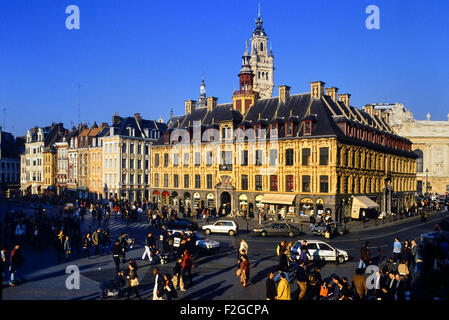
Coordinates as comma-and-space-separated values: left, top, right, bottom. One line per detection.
249, 3, 274, 99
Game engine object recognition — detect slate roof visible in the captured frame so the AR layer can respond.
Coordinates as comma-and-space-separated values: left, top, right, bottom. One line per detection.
111, 115, 168, 139
156, 90, 416, 158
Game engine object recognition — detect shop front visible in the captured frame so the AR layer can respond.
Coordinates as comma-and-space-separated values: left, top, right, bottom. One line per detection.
162, 191, 170, 206
183, 192, 191, 209
239, 194, 248, 214
207, 193, 214, 208
152, 190, 161, 205
261, 193, 296, 221
299, 198, 314, 216
172, 191, 179, 207
193, 192, 201, 209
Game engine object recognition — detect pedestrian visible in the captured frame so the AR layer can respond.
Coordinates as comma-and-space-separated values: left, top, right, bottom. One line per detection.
266, 272, 277, 300
306, 267, 322, 300
352, 268, 367, 300
92, 228, 102, 256
101, 229, 111, 253
393, 237, 402, 263
64, 235, 72, 261
329, 276, 341, 300
299, 240, 311, 264
1, 248, 7, 280
410, 240, 418, 273
9, 244, 24, 286
359, 241, 371, 269
82, 233, 92, 258
276, 272, 290, 300
142, 232, 157, 262
163, 274, 177, 300
239, 239, 248, 258
118, 233, 128, 263
394, 273, 406, 301
152, 267, 164, 300
112, 240, 121, 276
125, 259, 142, 300
55, 229, 65, 261
172, 257, 186, 291
401, 240, 411, 266
181, 249, 193, 287
238, 254, 249, 287
295, 259, 307, 300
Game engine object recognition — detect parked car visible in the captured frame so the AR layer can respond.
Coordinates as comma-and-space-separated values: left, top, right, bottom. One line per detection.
252, 222, 302, 237
291, 240, 349, 264
168, 229, 220, 254
201, 220, 238, 236
164, 218, 198, 231
311, 222, 346, 237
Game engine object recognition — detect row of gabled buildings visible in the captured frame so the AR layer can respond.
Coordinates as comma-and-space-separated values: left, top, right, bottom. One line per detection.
20, 114, 167, 201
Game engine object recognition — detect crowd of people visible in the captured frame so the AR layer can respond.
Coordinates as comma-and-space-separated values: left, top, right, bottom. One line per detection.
264, 233, 449, 300
2, 192, 448, 300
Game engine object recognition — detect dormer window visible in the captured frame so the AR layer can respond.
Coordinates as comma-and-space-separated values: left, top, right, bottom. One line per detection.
285, 122, 293, 136
237, 126, 245, 140
270, 123, 278, 137
163, 132, 169, 144
303, 121, 312, 135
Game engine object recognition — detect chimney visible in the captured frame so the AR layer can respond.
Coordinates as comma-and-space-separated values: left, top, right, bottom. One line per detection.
373, 109, 382, 119
185, 100, 197, 114
339, 93, 351, 108
363, 104, 374, 116
278, 85, 291, 104
134, 113, 142, 124
112, 112, 121, 125
310, 81, 325, 99
325, 87, 339, 102
206, 97, 218, 111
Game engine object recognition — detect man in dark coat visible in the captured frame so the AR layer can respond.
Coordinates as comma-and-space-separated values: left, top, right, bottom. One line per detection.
266, 272, 277, 300
112, 241, 121, 276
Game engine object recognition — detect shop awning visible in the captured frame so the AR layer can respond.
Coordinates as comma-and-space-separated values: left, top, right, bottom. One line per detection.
353, 196, 380, 209
261, 194, 296, 205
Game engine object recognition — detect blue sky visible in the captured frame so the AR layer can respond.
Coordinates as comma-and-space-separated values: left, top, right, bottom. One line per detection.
1, 0, 448, 136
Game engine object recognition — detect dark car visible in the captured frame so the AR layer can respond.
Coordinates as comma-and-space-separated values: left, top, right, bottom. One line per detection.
252, 222, 302, 238
164, 218, 198, 231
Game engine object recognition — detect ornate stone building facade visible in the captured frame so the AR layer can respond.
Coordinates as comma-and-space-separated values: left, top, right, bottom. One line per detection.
367, 103, 449, 195
151, 27, 417, 221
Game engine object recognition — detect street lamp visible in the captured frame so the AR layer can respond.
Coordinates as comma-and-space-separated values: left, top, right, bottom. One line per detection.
425, 168, 429, 196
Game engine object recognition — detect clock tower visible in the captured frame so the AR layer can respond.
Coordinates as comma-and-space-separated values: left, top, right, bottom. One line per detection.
249, 8, 274, 99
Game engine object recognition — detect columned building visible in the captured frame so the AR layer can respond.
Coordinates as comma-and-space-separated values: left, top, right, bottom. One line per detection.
366, 103, 449, 195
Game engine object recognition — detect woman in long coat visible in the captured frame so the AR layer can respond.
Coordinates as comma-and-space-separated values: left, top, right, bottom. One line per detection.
239, 255, 249, 287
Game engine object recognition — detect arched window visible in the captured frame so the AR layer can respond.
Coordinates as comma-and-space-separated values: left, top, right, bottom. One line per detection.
260, 42, 264, 51
266, 73, 269, 80
414, 149, 423, 173
258, 71, 261, 79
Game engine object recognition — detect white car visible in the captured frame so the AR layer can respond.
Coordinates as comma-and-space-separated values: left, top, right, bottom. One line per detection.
202, 220, 238, 236
167, 229, 221, 254
291, 240, 349, 264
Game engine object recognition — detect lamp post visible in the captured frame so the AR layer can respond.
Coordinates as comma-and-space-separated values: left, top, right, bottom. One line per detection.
425, 168, 429, 196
